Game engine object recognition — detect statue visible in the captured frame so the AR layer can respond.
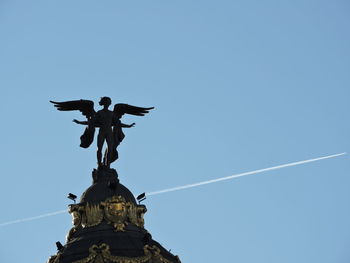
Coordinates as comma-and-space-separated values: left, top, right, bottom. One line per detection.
50, 97, 154, 167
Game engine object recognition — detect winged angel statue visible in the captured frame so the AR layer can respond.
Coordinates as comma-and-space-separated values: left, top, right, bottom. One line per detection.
50, 97, 154, 167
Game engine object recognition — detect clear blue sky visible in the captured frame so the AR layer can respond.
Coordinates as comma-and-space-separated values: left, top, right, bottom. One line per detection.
1, 1, 350, 262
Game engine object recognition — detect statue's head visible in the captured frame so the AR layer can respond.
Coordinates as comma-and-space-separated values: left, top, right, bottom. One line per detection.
99, 97, 112, 107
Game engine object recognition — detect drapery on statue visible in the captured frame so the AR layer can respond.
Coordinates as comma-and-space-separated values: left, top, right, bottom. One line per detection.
50, 97, 154, 167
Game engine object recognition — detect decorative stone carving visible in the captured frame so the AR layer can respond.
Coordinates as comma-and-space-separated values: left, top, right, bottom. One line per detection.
67, 195, 147, 232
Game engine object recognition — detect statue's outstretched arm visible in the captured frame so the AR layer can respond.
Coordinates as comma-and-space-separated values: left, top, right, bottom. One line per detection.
121, 122, 135, 128
73, 119, 88, 125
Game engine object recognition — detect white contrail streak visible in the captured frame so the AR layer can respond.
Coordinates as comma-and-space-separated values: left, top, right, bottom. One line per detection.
0, 152, 346, 227
146, 152, 347, 196
0, 210, 67, 227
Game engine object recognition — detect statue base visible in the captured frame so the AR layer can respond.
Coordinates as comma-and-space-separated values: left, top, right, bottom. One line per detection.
92, 165, 119, 184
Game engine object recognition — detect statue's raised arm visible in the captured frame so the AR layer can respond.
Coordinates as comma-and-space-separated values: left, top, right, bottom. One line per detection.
50, 97, 154, 168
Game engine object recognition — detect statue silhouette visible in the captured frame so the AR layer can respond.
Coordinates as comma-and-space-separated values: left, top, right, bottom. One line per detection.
50, 97, 153, 167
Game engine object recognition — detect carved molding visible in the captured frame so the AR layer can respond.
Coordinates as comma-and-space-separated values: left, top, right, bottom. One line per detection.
67, 195, 147, 235
69, 244, 179, 263
47, 243, 180, 263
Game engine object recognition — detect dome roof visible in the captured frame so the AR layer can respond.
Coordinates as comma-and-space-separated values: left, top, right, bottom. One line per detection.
80, 167, 136, 204
46, 167, 180, 263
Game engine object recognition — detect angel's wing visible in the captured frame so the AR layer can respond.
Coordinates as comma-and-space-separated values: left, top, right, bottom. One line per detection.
50, 99, 95, 119
113, 104, 154, 119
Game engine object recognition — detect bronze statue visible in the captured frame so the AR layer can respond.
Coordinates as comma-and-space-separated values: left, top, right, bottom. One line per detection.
50, 97, 154, 167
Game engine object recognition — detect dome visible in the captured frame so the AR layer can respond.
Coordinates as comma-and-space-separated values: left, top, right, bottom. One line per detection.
46, 167, 181, 263
80, 167, 136, 204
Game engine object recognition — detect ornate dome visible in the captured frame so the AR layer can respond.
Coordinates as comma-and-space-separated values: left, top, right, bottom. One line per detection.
47, 167, 181, 263
80, 168, 136, 205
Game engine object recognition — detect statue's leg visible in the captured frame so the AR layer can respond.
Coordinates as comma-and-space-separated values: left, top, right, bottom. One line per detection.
97, 132, 105, 167
106, 132, 114, 167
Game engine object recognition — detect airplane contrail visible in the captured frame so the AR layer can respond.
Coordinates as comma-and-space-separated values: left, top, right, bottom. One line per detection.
0, 152, 346, 227
146, 152, 347, 196
0, 210, 67, 227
